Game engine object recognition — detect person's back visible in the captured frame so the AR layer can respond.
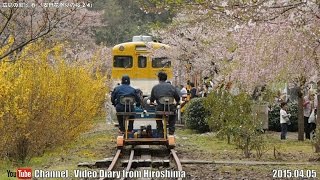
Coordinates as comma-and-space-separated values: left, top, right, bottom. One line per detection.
151, 82, 180, 110
180, 85, 187, 96
111, 75, 141, 134
112, 85, 137, 108
190, 82, 197, 99
150, 72, 180, 136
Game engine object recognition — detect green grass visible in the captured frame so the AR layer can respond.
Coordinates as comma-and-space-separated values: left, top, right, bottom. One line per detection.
177, 129, 235, 151
176, 128, 319, 162
1, 121, 319, 179
0, 117, 116, 180
176, 128, 320, 178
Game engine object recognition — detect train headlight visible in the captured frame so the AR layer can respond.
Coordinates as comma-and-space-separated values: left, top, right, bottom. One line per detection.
119, 45, 124, 51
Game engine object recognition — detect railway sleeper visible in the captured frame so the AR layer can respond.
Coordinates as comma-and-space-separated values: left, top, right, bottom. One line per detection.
78, 157, 113, 168
121, 159, 170, 168
133, 149, 169, 157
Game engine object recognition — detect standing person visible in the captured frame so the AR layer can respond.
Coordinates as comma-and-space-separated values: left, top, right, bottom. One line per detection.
201, 84, 208, 97
197, 85, 203, 97
303, 91, 315, 139
150, 72, 180, 137
180, 85, 187, 96
190, 82, 197, 99
111, 75, 141, 134
280, 102, 291, 140
309, 92, 317, 139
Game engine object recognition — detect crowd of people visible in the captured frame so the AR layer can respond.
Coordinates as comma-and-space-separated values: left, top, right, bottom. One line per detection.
177, 81, 215, 99
110, 74, 318, 140
181, 81, 319, 141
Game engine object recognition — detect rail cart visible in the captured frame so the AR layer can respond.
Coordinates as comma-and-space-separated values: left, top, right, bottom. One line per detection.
116, 96, 176, 149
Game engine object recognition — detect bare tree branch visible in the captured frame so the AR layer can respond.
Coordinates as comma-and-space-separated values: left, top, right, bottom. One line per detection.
262, 5, 297, 22
0, 8, 15, 37
0, 25, 53, 60
0, 0, 99, 61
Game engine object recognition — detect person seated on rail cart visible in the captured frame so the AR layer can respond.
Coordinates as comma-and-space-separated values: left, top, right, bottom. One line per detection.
135, 88, 144, 105
111, 75, 141, 134
150, 72, 180, 136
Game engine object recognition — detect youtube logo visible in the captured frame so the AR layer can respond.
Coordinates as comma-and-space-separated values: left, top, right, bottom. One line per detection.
17, 168, 32, 179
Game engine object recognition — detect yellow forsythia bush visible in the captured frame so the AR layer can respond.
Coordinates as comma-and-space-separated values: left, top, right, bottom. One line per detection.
0, 40, 107, 162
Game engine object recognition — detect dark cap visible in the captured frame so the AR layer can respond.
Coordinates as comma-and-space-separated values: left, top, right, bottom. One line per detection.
121, 75, 130, 85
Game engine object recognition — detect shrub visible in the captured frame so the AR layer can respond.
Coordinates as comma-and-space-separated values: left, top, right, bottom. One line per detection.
287, 102, 298, 132
268, 102, 298, 132
205, 91, 265, 158
0, 41, 107, 163
205, 91, 257, 137
183, 98, 210, 133
268, 105, 281, 132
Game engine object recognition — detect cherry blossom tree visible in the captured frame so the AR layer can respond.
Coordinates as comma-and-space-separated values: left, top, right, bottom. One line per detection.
151, 11, 233, 86
149, 0, 320, 144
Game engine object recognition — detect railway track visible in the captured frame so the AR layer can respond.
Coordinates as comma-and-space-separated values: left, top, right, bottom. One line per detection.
99, 145, 183, 180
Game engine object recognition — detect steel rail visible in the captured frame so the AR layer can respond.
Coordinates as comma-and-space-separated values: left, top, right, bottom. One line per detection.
170, 149, 183, 180
99, 149, 122, 180
120, 149, 135, 180
108, 149, 122, 171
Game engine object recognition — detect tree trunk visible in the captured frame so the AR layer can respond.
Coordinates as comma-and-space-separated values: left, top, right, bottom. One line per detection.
297, 87, 304, 141
315, 81, 320, 152
244, 136, 250, 158
317, 81, 320, 126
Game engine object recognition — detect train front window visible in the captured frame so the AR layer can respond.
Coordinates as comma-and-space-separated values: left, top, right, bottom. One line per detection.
113, 56, 133, 68
138, 56, 147, 68
152, 57, 171, 68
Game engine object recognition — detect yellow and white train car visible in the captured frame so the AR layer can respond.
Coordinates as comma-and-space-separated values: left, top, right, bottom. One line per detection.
111, 36, 173, 95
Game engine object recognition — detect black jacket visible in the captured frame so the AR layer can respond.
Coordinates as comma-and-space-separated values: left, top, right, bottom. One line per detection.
150, 81, 180, 111
111, 84, 141, 111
